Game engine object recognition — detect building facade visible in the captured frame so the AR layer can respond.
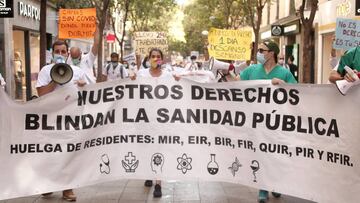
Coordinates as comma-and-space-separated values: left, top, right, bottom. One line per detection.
1, 0, 57, 101
317, 0, 360, 84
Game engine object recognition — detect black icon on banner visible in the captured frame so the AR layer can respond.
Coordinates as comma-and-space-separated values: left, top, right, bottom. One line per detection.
228, 157, 242, 177
177, 153, 192, 174
151, 153, 164, 174
99, 154, 110, 174
250, 160, 260, 182
207, 154, 219, 175
122, 152, 139, 173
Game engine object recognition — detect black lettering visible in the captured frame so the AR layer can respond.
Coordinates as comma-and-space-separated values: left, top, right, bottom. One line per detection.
25, 114, 39, 130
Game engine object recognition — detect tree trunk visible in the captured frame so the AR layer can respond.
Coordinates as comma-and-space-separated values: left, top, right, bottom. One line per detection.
302, 23, 314, 83
120, 0, 130, 61
96, 0, 111, 82
39, 0, 47, 69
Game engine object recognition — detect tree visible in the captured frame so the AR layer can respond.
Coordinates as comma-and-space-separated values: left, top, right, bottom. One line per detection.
299, 0, 318, 83
39, 0, 47, 69
128, 0, 176, 32
244, 0, 271, 62
111, 0, 131, 61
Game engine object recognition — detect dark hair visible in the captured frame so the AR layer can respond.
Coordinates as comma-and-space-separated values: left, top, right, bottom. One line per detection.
52, 40, 68, 52
190, 55, 197, 60
110, 52, 119, 58
149, 48, 163, 60
142, 56, 149, 69
288, 55, 295, 62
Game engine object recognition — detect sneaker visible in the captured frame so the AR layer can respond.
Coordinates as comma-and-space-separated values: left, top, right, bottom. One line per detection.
144, 180, 153, 187
258, 190, 268, 203
272, 192, 281, 198
62, 189, 76, 202
153, 184, 162, 198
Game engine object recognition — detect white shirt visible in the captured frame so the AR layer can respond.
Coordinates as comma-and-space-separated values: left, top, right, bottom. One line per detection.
137, 68, 173, 79
68, 51, 96, 84
36, 63, 87, 90
102, 63, 129, 81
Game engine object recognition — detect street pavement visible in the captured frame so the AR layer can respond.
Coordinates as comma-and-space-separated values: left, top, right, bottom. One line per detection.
0, 180, 316, 203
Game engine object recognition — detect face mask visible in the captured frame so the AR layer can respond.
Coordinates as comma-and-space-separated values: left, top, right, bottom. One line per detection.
150, 58, 161, 69
256, 52, 266, 65
111, 62, 118, 67
278, 59, 284, 65
53, 54, 66, 64
72, 58, 81, 66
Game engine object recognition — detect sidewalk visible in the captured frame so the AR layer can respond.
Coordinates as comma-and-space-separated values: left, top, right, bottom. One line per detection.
0, 180, 315, 203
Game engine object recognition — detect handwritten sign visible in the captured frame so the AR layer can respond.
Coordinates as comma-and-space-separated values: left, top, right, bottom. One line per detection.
208, 28, 252, 60
334, 18, 360, 50
134, 32, 168, 56
59, 8, 96, 39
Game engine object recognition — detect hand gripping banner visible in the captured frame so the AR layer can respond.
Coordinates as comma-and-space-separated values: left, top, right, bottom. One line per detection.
0, 78, 359, 203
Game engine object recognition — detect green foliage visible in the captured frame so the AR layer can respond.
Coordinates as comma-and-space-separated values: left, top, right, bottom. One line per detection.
168, 37, 188, 56
128, 0, 176, 32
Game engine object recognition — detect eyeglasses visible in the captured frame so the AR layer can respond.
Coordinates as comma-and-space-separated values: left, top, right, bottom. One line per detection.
279, 58, 284, 60
258, 49, 269, 53
54, 49, 68, 55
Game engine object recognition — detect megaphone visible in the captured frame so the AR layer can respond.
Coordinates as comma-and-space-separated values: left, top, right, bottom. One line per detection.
208, 57, 231, 76
336, 66, 360, 95
50, 63, 73, 85
335, 79, 360, 95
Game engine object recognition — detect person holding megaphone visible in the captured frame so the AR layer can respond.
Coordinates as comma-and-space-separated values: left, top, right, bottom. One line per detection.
35, 40, 87, 201
36, 40, 87, 97
329, 46, 360, 95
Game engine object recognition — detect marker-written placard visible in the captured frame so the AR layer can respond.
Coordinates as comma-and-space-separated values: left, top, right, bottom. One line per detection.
208, 28, 252, 61
59, 8, 96, 39
334, 18, 360, 50
133, 32, 168, 56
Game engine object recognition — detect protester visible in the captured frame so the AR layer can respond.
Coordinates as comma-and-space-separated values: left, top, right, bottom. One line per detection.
287, 55, 298, 81
102, 52, 128, 81
184, 55, 199, 71
131, 48, 179, 198
239, 40, 297, 203
277, 54, 288, 70
14, 52, 23, 100
329, 49, 339, 70
68, 26, 99, 84
329, 46, 360, 83
35, 40, 88, 202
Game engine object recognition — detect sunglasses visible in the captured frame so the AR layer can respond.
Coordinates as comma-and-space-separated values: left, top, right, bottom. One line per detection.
258, 48, 270, 54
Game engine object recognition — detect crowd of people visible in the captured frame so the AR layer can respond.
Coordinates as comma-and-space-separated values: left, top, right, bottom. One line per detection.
1, 24, 358, 202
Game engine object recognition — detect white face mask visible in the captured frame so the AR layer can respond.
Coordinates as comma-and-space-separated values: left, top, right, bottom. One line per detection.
53, 54, 66, 64
256, 52, 266, 65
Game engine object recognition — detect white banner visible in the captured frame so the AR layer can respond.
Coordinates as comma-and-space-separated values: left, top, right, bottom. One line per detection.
0, 79, 360, 203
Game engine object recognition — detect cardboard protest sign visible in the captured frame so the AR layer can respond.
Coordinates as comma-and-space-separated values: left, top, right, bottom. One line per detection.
208, 28, 252, 60
59, 8, 96, 39
334, 18, 360, 50
133, 32, 168, 56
